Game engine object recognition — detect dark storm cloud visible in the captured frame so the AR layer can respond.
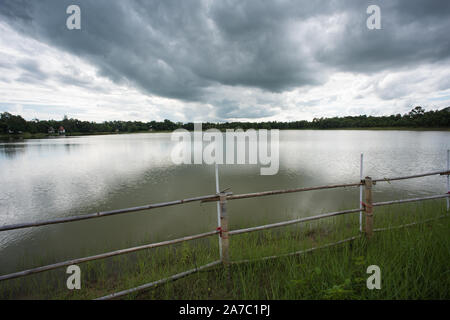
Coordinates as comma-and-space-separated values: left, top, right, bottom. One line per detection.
0, 0, 32, 21
316, 0, 450, 73
1, 0, 450, 115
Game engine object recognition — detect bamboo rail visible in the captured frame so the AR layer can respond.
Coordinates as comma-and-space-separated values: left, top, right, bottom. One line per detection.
372, 170, 450, 183
372, 194, 450, 207
95, 260, 221, 300
0, 193, 231, 232
226, 194, 449, 237
229, 208, 362, 236
200, 171, 450, 203
218, 182, 363, 202
230, 235, 360, 265
373, 215, 448, 232
0, 230, 219, 282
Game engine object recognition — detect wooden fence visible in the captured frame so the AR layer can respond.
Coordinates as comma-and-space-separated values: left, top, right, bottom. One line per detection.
0, 152, 449, 300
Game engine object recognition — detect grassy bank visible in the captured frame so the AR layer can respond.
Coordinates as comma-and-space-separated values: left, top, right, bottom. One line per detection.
0, 200, 449, 300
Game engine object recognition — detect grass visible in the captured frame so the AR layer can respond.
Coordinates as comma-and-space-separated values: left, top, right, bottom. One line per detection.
0, 200, 449, 300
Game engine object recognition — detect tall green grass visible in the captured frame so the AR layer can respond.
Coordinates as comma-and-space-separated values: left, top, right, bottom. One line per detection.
0, 200, 448, 299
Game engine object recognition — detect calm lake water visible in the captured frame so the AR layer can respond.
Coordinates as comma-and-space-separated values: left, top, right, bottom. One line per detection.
0, 130, 449, 273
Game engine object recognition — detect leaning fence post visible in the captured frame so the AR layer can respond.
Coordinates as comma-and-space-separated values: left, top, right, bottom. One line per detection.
219, 193, 230, 265
364, 176, 373, 239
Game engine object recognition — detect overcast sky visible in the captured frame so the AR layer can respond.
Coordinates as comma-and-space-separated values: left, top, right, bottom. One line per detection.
1, 0, 450, 122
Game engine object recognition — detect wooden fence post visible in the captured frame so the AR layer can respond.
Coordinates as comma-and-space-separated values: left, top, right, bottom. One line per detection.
446, 149, 449, 212
219, 193, 230, 265
364, 176, 373, 239
359, 153, 364, 233
215, 164, 223, 260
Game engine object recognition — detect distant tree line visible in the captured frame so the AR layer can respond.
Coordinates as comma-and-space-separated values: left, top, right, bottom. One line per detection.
1, 106, 449, 135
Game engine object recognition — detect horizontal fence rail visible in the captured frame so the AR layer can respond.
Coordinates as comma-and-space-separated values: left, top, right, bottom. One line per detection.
373, 215, 448, 232
228, 194, 449, 236
229, 208, 362, 236
0, 193, 232, 233
95, 260, 222, 300
372, 194, 450, 207
0, 167, 449, 300
230, 235, 361, 265
0, 230, 219, 282
202, 182, 363, 202
372, 170, 450, 183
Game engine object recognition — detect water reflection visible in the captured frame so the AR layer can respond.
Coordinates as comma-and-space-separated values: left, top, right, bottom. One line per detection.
0, 130, 449, 273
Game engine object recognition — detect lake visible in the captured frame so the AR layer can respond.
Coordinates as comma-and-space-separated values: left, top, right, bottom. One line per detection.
0, 130, 449, 273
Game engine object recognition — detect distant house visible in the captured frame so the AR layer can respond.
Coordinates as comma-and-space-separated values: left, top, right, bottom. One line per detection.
58, 126, 66, 135
48, 127, 55, 134
148, 126, 154, 132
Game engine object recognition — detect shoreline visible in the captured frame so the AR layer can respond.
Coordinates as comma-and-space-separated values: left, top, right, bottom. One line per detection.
1, 126, 449, 140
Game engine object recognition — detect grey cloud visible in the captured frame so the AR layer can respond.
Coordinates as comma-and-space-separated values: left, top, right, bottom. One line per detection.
15, 58, 48, 83
437, 77, 450, 91
214, 98, 276, 120
55, 73, 109, 93
17, 59, 44, 75
316, 0, 450, 73
0, 0, 32, 21
0, 61, 12, 70
1, 0, 450, 119
373, 69, 449, 101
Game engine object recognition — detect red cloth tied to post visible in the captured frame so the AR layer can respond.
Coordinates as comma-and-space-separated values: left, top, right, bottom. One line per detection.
360, 201, 373, 209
